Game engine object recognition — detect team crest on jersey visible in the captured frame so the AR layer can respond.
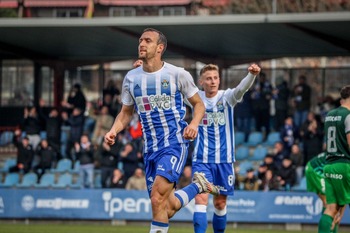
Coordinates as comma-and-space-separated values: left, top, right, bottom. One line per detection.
216, 101, 224, 110
161, 79, 169, 88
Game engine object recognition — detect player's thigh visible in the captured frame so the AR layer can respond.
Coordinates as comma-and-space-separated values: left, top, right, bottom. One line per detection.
324, 163, 350, 205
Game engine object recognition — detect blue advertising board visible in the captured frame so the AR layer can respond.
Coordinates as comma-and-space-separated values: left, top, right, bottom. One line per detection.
0, 189, 349, 224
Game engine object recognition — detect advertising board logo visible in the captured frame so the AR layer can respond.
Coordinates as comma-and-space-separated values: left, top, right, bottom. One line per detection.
0, 196, 4, 213
274, 195, 322, 216
102, 192, 151, 217
22, 195, 35, 212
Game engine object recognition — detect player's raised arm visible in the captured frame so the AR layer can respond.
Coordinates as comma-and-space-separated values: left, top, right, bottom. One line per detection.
232, 63, 261, 102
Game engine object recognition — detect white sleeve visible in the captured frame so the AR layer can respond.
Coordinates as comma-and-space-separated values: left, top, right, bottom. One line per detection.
121, 76, 134, 106
345, 114, 350, 134
178, 69, 199, 99
225, 73, 256, 106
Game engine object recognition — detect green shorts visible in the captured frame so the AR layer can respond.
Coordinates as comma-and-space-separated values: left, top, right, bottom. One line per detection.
305, 162, 325, 195
324, 162, 350, 206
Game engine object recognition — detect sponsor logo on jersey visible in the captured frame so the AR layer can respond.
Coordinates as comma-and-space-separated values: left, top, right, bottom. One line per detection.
136, 94, 171, 112
201, 112, 226, 126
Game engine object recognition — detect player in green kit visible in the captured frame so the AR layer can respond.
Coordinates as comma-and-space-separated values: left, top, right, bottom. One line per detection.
306, 152, 339, 233
318, 85, 350, 233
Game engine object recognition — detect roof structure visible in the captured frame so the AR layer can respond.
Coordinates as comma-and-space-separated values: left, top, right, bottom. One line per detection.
0, 12, 349, 68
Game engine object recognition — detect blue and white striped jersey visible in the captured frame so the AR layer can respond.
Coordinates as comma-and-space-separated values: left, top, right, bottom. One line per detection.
193, 89, 238, 164
121, 62, 199, 155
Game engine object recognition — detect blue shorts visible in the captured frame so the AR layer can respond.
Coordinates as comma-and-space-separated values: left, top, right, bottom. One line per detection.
192, 162, 235, 196
143, 143, 188, 196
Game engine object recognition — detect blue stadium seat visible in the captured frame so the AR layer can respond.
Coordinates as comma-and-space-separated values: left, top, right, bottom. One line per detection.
40, 131, 47, 139
237, 161, 254, 176
249, 146, 268, 161
34, 173, 55, 188
262, 132, 281, 147
292, 176, 307, 192
16, 172, 38, 188
52, 173, 73, 189
94, 172, 102, 189
234, 131, 245, 146
243, 132, 263, 147
0, 158, 17, 173
71, 160, 80, 174
0, 173, 20, 188
0, 131, 14, 146
51, 158, 72, 173
235, 146, 249, 161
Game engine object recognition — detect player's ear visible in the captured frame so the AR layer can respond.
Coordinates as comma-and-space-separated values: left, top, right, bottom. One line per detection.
157, 44, 164, 54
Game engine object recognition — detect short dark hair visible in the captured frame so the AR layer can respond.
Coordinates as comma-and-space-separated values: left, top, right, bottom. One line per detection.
143, 28, 167, 54
340, 85, 350, 100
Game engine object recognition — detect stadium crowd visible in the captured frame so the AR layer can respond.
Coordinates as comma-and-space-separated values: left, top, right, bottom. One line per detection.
0, 71, 341, 190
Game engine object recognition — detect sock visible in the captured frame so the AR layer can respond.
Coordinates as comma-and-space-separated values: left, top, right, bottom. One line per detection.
193, 205, 207, 233
213, 206, 227, 233
150, 221, 169, 233
331, 223, 338, 233
175, 183, 199, 207
318, 214, 333, 233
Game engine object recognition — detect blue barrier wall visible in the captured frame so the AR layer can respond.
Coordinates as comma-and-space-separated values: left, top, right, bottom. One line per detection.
0, 189, 349, 224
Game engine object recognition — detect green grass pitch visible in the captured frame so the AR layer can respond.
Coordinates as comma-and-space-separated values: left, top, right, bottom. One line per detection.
0, 222, 317, 233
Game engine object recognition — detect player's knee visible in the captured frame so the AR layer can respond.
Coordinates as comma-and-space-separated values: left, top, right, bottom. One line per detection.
213, 199, 227, 210
150, 193, 167, 208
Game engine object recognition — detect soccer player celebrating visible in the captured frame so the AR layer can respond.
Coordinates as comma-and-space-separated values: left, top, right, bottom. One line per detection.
318, 85, 350, 233
192, 63, 260, 233
105, 28, 218, 233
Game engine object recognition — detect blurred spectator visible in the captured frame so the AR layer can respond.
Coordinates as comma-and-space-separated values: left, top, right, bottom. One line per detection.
177, 165, 192, 189
91, 105, 114, 147
251, 72, 273, 138
62, 107, 85, 161
74, 134, 95, 188
128, 112, 143, 153
259, 169, 280, 191
109, 168, 127, 189
289, 143, 304, 185
100, 141, 121, 188
234, 166, 241, 190
33, 139, 56, 180
235, 88, 254, 141
277, 157, 296, 191
280, 116, 299, 153
292, 75, 311, 129
273, 78, 290, 131
315, 95, 337, 122
61, 83, 86, 116
83, 101, 97, 139
242, 168, 259, 191
38, 99, 62, 160
119, 142, 139, 180
21, 106, 42, 150
9, 129, 34, 174
299, 112, 324, 164
102, 92, 121, 117
261, 154, 278, 174
103, 79, 120, 102
125, 167, 147, 190
272, 141, 289, 170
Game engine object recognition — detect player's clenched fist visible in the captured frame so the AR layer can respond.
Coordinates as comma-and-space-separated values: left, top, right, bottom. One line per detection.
104, 131, 116, 145
248, 64, 261, 76
183, 123, 198, 141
